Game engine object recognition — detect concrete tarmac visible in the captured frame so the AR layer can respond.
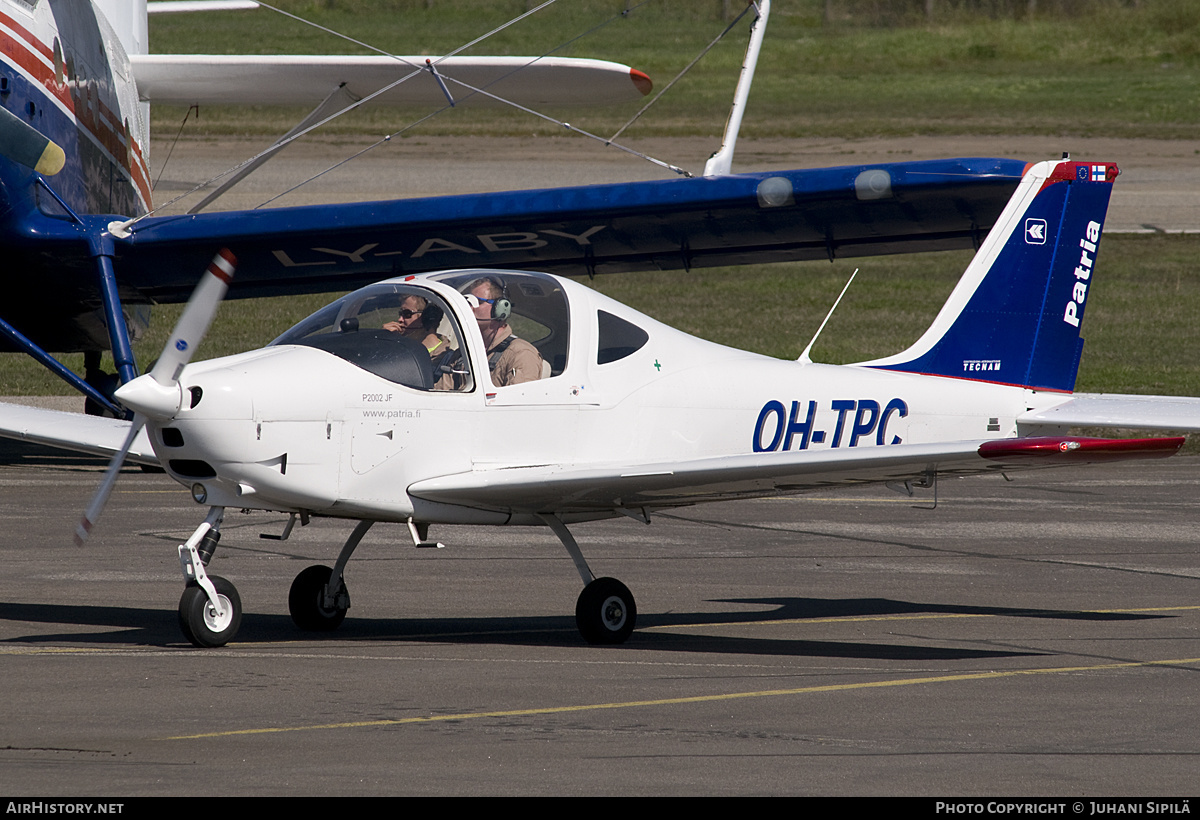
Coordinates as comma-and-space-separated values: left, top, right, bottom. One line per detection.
1, 438, 1196, 796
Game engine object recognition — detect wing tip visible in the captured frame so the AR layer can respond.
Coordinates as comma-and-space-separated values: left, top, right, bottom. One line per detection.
630, 68, 652, 97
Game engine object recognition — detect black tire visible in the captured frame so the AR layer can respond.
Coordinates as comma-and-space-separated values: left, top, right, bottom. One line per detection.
575, 577, 636, 645
288, 565, 348, 631
178, 575, 242, 648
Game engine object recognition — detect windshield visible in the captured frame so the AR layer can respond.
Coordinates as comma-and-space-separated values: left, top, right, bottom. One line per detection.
271, 283, 473, 392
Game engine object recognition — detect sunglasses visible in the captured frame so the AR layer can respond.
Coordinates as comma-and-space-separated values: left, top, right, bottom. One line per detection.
398, 309, 424, 319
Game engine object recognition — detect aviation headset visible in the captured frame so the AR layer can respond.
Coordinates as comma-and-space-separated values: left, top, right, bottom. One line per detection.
462, 276, 512, 322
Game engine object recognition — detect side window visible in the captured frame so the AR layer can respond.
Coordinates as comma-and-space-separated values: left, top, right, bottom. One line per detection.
597, 311, 648, 364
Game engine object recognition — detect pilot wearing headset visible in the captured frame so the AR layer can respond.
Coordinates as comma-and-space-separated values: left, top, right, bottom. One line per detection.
465, 277, 544, 386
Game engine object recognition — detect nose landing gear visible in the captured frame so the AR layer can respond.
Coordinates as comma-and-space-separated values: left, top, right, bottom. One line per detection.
176, 507, 242, 648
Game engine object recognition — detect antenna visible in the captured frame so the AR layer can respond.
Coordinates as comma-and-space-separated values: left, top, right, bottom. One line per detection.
798, 268, 858, 364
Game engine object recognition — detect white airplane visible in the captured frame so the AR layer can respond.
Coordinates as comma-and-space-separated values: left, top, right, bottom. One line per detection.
4, 154, 1198, 647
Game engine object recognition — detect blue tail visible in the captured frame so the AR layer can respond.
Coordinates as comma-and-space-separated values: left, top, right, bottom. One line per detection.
861, 159, 1117, 392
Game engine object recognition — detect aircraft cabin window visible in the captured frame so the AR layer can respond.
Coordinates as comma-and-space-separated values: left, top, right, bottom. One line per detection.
596, 310, 649, 364
270, 284, 473, 392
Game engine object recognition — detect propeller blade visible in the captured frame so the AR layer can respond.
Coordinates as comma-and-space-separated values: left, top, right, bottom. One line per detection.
151, 248, 236, 385
74, 415, 146, 546
115, 249, 236, 420
77, 249, 235, 544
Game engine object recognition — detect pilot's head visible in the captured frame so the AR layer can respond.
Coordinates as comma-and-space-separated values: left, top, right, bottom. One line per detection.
466, 277, 510, 326
396, 295, 427, 333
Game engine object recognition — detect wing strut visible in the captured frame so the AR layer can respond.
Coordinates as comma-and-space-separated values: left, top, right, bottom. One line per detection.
89, 231, 140, 387
0, 316, 122, 416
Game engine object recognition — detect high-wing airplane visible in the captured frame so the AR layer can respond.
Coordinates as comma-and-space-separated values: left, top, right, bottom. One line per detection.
0, 0, 1028, 414
3, 155, 1198, 647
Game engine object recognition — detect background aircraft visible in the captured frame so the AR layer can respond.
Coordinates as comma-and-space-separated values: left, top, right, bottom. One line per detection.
0, 0, 1027, 414
4, 156, 1197, 647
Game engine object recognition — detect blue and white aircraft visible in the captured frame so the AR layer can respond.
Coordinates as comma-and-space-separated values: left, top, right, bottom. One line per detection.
5, 2, 1195, 648
0, 0, 1028, 413
4, 155, 1198, 647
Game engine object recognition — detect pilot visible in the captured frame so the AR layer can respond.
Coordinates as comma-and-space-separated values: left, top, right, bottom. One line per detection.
465, 277, 543, 386
384, 294, 450, 357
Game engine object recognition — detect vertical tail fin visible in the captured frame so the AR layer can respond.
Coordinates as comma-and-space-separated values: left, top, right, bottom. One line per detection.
861, 159, 1118, 392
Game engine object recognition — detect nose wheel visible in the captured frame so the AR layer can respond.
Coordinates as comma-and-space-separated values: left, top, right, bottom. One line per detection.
178, 575, 242, 647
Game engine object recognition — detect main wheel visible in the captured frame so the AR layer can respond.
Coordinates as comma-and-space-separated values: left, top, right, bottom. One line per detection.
178, 575, 242, 648
575, 577, 636, 645
289, 565, 348, 631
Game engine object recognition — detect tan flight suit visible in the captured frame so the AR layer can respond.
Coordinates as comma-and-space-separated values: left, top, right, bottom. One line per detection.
487, 325, 544, 386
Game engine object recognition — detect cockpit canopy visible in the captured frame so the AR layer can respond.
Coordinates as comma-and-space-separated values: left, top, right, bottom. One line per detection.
271, 282, 472, 391
270, 271, 638, 391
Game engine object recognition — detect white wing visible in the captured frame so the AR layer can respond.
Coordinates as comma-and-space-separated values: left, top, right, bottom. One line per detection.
130, 54, 652, 107
0, 403, 157, 466
407, 436, 1182, 515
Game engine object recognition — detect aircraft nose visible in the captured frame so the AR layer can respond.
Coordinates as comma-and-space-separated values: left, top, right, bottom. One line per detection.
114, 374, 183, 421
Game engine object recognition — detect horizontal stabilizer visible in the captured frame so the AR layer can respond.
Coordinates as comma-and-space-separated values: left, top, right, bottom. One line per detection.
130, 54, 652, 107
1018, 393, 1200, 432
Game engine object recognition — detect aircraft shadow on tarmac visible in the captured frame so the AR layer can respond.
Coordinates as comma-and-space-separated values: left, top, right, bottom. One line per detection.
0, 597, 1166, 661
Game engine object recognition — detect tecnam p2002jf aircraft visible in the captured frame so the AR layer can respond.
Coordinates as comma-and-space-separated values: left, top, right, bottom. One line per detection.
6, 156, 1199, 647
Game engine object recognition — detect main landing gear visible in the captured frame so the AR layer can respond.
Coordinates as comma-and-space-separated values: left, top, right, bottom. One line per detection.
287, 519, 370, 632
542, 515, 637, 645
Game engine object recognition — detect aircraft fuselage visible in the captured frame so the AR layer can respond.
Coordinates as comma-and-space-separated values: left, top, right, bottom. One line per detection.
144, 270, 1059, 525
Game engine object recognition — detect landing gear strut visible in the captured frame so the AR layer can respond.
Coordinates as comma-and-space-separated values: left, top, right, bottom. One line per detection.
541, 515, 637, 645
